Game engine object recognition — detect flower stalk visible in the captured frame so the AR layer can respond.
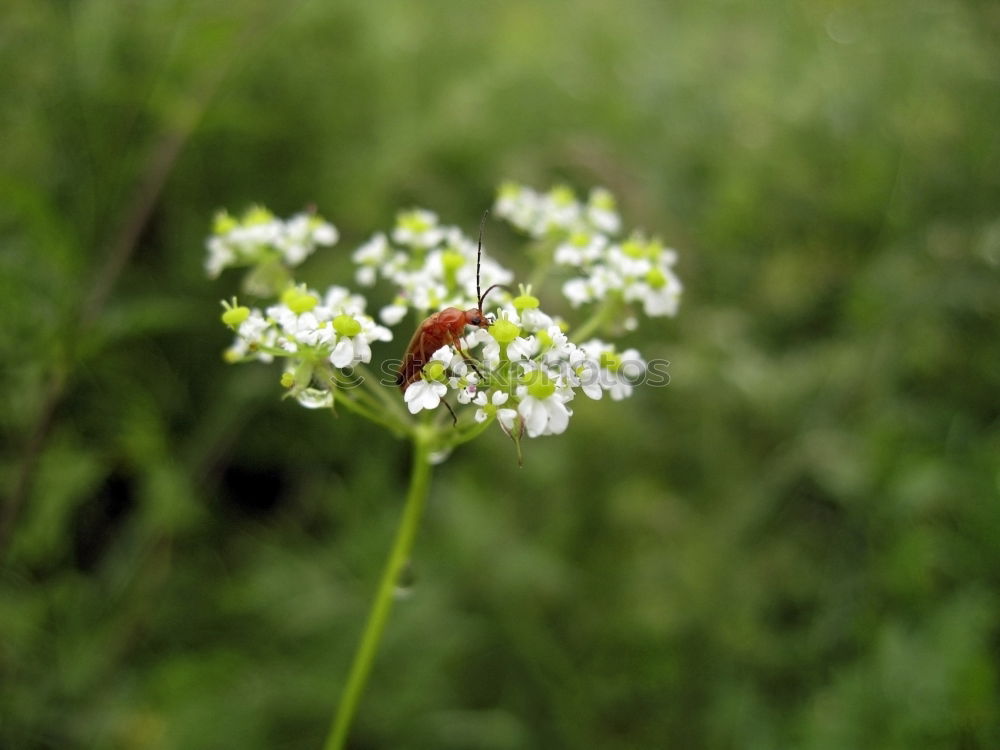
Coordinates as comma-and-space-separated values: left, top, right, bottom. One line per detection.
323, 426, 435, 750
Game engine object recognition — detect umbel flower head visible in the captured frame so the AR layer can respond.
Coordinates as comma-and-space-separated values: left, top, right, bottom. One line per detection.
208, 182, 680, 460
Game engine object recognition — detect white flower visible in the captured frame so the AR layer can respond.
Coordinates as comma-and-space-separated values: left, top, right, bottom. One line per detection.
517, 307, 555, 333
205, 209, 338, 278
403, 379, 448, 414
320, 286, 367, 317
516, 388, 573, 438
330, 339, 356, 368
554, 232, 607, 266
352, 233, 390, 286
494, 183, 545, 235
497, 408, 519, 431
205, 237, 235, 278
468, 328, 500, 369
562, 278, 593, 307
586, 187, 621, 234
473, 390, 510, 423
392, 209, 445, 248
311, 221, 338, 246
380, 303, 409, 326
430, 345, 459, 369
575, 359, 605, 399
507, 336, 539, 361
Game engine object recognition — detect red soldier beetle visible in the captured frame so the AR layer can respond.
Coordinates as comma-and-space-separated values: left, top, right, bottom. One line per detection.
395, 211, 503, 421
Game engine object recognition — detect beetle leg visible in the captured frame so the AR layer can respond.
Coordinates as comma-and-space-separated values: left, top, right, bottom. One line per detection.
445, 331, 485, 382
442, 398, 458, 427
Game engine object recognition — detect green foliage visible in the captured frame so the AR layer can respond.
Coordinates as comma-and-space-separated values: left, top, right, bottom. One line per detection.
2, 0, 999, 748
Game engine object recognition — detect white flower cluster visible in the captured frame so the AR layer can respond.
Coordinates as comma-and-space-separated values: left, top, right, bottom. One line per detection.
208, 186, 675, 448
222, 285, 391, 409
494, 183, 683, 318
403, 298, 646, 439
206, 206, 339, 278
351, 209, 514, 327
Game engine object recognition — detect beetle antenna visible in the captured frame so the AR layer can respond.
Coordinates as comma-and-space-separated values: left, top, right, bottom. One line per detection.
476, 209, 489, 308
478, 283, 507, 311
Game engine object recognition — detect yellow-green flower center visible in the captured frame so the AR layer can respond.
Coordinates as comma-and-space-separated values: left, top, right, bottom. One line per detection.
513, 292, 540, 311
332, 314, 362, 337
490, 318, 521, 344
549, 184, 576, 206
398, 211, 432, 233
221, 305, 250, 327
600, 351, 623, 372
522, 370, 556, 399
422, 361, 446, 381
589, 187, 616, 211
442, 250, 465, 272
622, 238, 645, 259
646, 267, 667, 289
213, 210, 238, 235
281, 287, 318, 314
243, 205, 275, 226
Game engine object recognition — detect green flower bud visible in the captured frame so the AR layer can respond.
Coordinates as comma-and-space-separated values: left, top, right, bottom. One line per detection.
513, 283, 540, 312
522, 370, 556, 400
398, 210, 431, 232
221, 305, 250, 327
243, 205, 275, 226
281, 287, 318, 314
280, 371, 295, 388
490, 318, 521, 344
569, 230, 592, 248
589, 187, 616, 211
549, 184, 576, 206
423, 361, 446, 381
622, 236, 645, 259
537, 329, 554, 349
442, 250, 465, 272
498, 181, 521, 200
600, 351, 623, 372
646, 267, 667, 289
513, 292, 539, 311
332, 314, 362, 337
213, 210, 238, 236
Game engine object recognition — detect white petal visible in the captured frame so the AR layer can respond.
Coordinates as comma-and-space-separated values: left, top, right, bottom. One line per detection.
380, 304, 408, 326
330, 339, 355, 368
352, 337, 372, 364
507, 336, 538, 361
519, 398, 548, 438
497, 408, 518, 431
544, 399, 570, 434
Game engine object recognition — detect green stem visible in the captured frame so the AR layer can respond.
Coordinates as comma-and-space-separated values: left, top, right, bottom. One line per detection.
568, 294, 621, 342
323, 428, 435, 750
447, 413, 496, 450
353, 362, 410, 423
334, 390, 410, 438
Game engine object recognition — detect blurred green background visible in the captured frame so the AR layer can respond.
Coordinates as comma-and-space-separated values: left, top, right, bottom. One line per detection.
2, 1, 999, 748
